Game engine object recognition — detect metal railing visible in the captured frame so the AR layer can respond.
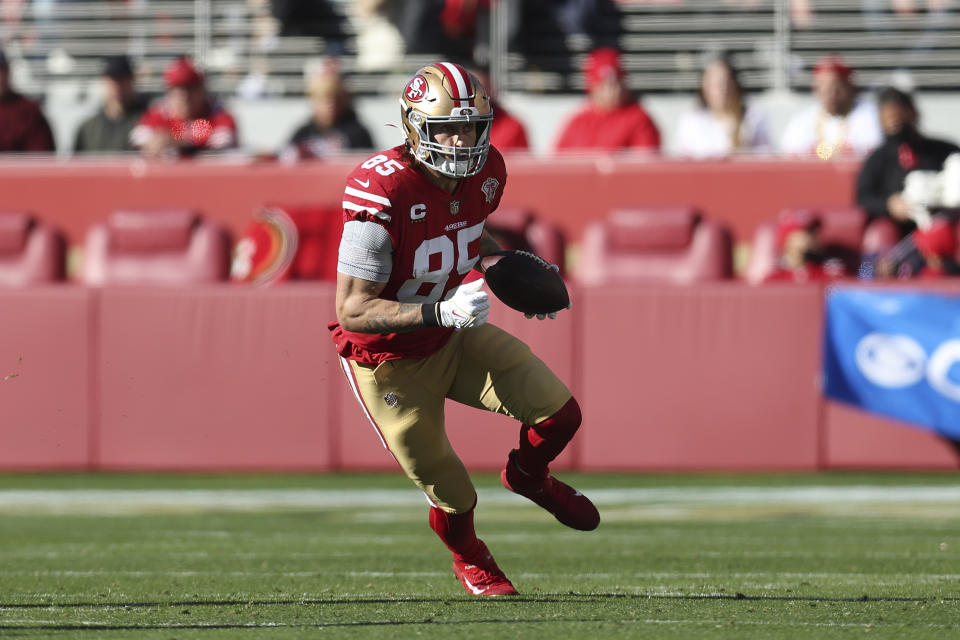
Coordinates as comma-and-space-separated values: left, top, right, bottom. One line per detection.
0, 0, 956, 99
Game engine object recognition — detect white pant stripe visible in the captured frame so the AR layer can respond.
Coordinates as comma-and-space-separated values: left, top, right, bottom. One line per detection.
338, 357, 388, 449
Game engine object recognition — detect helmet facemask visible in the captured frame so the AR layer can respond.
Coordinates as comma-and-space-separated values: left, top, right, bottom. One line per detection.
406, 107, 492, 178
399, 63, 494, 179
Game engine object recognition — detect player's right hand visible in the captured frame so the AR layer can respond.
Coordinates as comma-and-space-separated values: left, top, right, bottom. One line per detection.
439, 279, 489, 329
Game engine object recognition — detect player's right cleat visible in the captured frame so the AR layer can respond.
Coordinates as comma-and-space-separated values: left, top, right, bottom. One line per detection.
451, 541, 518, 596
501, 449, 600, 531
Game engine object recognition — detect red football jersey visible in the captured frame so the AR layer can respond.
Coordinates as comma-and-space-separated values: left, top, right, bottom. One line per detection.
330, 144, 507, 364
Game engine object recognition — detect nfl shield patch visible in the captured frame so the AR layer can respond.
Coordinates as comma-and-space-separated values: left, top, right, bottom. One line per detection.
384, 392, 399, 407
449, 200, 460, 215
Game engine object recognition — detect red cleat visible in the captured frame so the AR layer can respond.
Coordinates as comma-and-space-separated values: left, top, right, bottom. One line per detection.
451, 541, 518, 596
501, 450, 600, 531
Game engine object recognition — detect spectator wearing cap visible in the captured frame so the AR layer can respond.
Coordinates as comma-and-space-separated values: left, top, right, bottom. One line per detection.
74, 56, 148, 153
281, 61, 373, 161
912, 218, 959, 278
856, 87, 959, 235
0, 49, 56, 152
554, 47, 660, 153
763, 210, 848, 283
131, 56, 238, 158
780, 54, 882, 159
673, 54, 771, 159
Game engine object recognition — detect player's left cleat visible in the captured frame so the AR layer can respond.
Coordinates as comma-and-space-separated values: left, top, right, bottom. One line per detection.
451, 541, 519, 596
501, 449, 600, 531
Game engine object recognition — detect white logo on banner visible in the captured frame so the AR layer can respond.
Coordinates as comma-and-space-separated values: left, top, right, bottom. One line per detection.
855, 333, 926, 388
855, 333, 960, 404
926, 339, 960, 402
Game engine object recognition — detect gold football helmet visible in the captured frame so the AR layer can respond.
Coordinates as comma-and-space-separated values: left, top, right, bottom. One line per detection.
399, 62, 493, 178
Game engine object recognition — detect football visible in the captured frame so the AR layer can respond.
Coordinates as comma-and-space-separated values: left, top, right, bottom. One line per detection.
480, 250, 570, 315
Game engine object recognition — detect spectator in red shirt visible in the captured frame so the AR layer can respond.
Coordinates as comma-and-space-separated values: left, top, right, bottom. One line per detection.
471, 67, 529, 152
131, 57, 238, 158
554, 47, 660, 153
913, 218, 959, 277
0, 49, 55, 152
764, 210, 848, 283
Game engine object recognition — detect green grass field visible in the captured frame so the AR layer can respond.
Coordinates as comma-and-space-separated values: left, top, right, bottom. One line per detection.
1, 472, 959, 639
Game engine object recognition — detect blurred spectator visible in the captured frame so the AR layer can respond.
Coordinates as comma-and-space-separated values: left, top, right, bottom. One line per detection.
763, 210, 849, 283
74, 56, 147, 153
281, 61, 373, 161
790, 0, 814, 29
554, 48, 660, 153
351, 0, 405, 72
673, 54, 770, 159
0, 48, 55, 152
912, 218, 959, 277
871, 216, 960, 279
856, 87, 959, 234
270, 0, 347, 54
471, 67, 529, 152
517, 0, 621, 58
131, 57, 238, 159
393, 0, 490, 63
781, 54, 881, 159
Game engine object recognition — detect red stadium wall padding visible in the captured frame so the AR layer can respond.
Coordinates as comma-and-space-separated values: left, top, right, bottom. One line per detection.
0, 157, 860, 248
578, 283, 824, 471
95, 285, 339, 471
823, 402, 960, 470
0, 288, 92, 469
334, 296, 579, 472
4, 283, 959, 472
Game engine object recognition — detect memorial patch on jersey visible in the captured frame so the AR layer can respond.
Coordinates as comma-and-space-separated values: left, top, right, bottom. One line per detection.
481, 177, 500, 203
405, 75, 428, 102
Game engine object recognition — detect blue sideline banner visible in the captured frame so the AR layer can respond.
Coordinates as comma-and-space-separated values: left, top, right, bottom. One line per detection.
823, 289, 960, 440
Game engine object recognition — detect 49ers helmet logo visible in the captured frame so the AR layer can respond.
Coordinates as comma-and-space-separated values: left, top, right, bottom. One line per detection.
405, 75, 428, 102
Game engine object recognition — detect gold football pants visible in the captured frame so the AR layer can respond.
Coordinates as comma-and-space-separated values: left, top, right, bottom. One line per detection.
340, 323, 571, 513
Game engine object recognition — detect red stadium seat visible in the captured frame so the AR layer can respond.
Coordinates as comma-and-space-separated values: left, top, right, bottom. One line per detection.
83, 209, 231, 286
485, 207, 567, 275
282, 205, 342, 281
744, 207, 900, 284
575, 207, 732, 285
0, 212, 66, 286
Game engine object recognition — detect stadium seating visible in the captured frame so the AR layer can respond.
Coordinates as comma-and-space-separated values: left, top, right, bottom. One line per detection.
281, 205, 342, 281
83, 210, 231, 286
0, 212, 66, 286
575, 206, 732, 285
485, 207, 567, 275
744, 207, 901, 284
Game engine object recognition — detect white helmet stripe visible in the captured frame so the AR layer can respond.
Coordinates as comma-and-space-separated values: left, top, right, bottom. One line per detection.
437, 62, 470, 109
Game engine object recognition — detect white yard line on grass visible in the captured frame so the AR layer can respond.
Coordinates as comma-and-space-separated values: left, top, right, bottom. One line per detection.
0, 485, 960, 513
0, 619, 956, 631
6, 570, 960, 584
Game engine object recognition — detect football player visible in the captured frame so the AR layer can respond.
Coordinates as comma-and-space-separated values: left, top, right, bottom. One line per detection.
330, 62, 599, 596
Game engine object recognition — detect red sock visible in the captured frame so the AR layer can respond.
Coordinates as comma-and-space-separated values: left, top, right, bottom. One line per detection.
429, 505, 482, 559
516, 397, 582, 478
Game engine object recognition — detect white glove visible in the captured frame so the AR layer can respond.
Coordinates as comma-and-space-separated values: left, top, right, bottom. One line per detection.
524, 264, 567, 320
438, 279, 489, 329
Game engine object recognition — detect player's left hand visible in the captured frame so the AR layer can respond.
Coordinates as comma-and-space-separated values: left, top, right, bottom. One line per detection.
524, 264, 569, 320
